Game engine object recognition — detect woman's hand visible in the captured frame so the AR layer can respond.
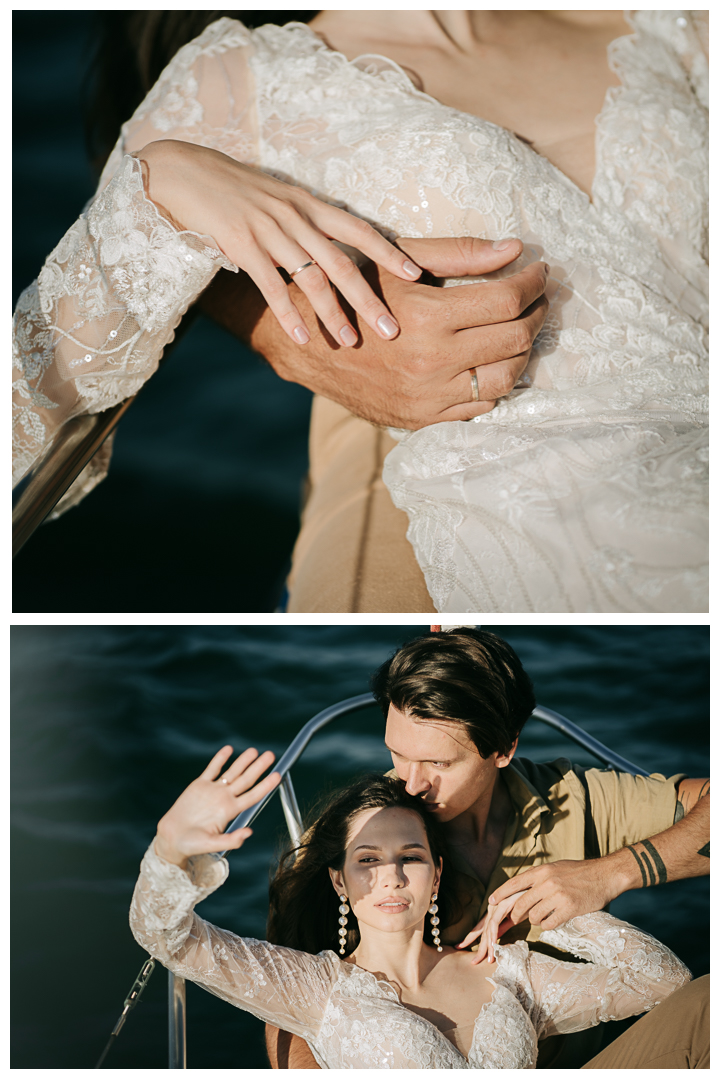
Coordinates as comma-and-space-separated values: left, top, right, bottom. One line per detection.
137, 139, 422, 348
155, 745, 281, 869
455, 889, 529, 965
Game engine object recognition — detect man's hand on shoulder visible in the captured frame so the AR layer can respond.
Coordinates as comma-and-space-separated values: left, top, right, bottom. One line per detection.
198, 236, 549, 430
456, 859, 616, 964
465, 775, 711, 961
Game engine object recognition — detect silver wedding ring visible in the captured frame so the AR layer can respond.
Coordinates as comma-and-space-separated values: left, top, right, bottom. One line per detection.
470, 368, 480, 402
289, 259, 317, 278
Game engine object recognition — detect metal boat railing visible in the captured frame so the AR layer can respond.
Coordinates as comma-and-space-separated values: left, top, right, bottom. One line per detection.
12, 306, 207, 558
167, 694, 648, 1067
12, 400, 135, 558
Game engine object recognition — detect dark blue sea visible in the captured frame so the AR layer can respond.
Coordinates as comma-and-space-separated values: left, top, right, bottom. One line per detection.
11, 625, 709, 1068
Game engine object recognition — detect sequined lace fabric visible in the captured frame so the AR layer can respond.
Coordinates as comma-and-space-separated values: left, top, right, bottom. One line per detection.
130, 841, 691, 1069
12, 13, 707, 606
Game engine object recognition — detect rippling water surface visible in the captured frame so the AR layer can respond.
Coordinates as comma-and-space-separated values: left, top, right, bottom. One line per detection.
11, 625, 709, 1068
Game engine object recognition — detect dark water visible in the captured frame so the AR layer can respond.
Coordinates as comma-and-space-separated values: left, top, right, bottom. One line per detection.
12, 11, 312, 613
11, 625, 709, 1068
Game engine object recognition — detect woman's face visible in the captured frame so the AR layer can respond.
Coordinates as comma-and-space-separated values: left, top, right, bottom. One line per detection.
329, 806, 441, 938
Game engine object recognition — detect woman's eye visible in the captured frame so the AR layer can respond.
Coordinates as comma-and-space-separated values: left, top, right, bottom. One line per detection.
432, 761, 449, 768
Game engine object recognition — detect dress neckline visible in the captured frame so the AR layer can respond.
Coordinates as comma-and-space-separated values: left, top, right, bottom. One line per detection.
333, 946, 518, 1065
284, 14, 638, 208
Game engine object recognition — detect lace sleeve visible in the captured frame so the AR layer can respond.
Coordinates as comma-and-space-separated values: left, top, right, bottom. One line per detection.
524, 910, 692, 1039
12, 17, 255, 494
129, 840, 334, 1039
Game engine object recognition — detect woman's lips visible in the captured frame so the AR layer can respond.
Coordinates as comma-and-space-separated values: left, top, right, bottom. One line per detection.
376, 899, 410, 911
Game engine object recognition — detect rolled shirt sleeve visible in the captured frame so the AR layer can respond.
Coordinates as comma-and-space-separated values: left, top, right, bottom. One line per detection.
584, 768, 686, 855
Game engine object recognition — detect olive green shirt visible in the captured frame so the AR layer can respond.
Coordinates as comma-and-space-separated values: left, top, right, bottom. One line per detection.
406, 757, 684, 946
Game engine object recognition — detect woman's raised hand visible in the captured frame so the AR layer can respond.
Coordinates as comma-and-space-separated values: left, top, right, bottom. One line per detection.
154, 746, 281, 869
137, 139, 422, 348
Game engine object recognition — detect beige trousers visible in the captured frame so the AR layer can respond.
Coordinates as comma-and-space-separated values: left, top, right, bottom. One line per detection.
582, 973, 709, 1069
287, 396, 436, 613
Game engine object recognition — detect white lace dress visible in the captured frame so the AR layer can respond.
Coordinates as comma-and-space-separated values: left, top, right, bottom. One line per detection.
130, 841, 691, 1068
13, 13, 707, 610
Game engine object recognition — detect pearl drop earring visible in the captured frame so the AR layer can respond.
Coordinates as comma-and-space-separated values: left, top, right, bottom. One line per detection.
338, 894, 349, 955
429, 892, 442, 952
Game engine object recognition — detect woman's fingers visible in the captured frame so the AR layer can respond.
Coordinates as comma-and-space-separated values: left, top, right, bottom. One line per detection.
480, 922, 502, 963
200, 744, 235, 781
455, 919, 486, 950
281, 256, 361, 347
249, 212, 403, 346
455, 928, 482, 949
262, 223, 401, 347
223, 827, 253, 850
291, 229, 401, 342
310, 198, 422, 284
219, 746, 261, 786
471, 933, 492, 965
246, 250, 314, 345
234, 769, 282, 811
212, 746, 277, 797
228, 748, 277, 792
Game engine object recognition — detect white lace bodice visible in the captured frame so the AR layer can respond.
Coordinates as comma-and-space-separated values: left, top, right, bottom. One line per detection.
130, 841, 691, 1069
13, 13, 708, 607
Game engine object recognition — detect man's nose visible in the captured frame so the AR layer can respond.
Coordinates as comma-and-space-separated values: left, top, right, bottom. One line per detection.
404, 763, 431, 796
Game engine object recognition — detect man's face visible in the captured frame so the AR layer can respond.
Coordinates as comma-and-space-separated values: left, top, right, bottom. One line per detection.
385, 703, 512, 822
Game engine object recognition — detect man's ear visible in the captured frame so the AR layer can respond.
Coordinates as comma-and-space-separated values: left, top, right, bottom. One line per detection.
328, 867, 345, 895
496, 737, 518, 769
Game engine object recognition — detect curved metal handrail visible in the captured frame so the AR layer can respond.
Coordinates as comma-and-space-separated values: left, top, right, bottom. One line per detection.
222, 692, 378, 844
225, 697, 649, 844
12, 399, 135, 557
532, 706, 649, 777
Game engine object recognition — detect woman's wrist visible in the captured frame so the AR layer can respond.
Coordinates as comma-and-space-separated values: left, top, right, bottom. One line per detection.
134, 140, 189, 232
154, 828, 190, 870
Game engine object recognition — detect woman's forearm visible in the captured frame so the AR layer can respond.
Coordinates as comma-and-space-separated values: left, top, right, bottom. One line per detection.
12, 155, 233, 488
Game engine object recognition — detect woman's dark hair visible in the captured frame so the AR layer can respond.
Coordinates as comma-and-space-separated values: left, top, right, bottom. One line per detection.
84, 11, 319, 173
371, 628, 536, 758
267, 774, 465, 956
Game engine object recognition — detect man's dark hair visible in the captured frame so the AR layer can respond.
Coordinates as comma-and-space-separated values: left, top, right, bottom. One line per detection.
371, 628, 536, 758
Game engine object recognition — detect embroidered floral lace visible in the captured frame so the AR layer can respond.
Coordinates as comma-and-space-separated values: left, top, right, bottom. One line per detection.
130, 841, 691, 1068
13, 13, 707, 607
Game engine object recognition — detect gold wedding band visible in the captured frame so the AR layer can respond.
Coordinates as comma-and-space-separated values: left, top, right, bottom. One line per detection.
289, 259, 317, 278
470, 368, 480, 402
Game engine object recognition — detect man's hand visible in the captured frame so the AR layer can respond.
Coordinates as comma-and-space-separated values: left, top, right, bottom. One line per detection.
479, 782, 710, 941
198, 236, 549, 430
482, 859, 615, 939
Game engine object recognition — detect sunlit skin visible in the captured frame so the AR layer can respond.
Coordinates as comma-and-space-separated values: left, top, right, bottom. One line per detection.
385, 703, 710, 965
329, 806, 441, 962
328, 805, 498, 1050
310, 9, 631, 197
385, 704, 516, 871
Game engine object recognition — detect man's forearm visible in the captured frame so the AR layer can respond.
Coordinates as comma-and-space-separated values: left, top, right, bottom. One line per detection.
604, 791, 709, 898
